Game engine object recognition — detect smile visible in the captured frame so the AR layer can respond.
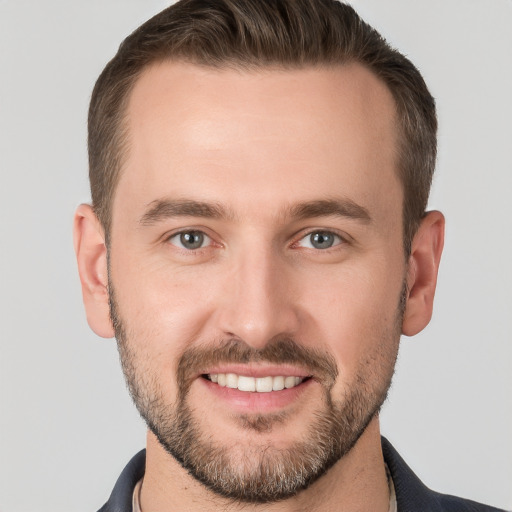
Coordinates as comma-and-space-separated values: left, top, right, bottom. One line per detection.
206, 373, 308, 392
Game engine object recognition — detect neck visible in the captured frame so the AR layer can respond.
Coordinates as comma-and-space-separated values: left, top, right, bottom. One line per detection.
140, 417, 390, 512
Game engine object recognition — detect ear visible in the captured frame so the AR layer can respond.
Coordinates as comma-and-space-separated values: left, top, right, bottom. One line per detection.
73, 204, 115, 338
402, 210, 445, 336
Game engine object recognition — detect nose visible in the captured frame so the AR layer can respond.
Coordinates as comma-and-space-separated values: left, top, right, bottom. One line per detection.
215, 246, 301, 349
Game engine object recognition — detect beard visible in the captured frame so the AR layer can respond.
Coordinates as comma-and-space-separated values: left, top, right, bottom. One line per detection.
109, 284, 403, 504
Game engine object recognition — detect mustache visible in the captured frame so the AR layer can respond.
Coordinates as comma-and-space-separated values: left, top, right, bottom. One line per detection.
176, 337, 338, 394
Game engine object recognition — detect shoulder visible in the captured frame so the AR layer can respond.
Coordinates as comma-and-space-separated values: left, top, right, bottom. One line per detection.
97, 449, 146, 512
430, 491, 507, 512
381, 437, 506, 512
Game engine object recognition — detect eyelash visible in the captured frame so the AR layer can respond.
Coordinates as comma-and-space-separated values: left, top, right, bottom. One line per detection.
167, 230, 215, 251
165, 228, 348, 252
293, 230, 345, 250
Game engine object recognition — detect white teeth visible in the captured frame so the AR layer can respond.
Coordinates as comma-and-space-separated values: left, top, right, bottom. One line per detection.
238, 375, 256, 392
256, 376, 273, 393
208, 373, 305, 392
226, 373, 238, 389
284, 376, 296, 389
272, 376, 285, 391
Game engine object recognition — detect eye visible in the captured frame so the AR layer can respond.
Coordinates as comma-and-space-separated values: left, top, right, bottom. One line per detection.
168, 230, 211, 250
297, 231, 342, 250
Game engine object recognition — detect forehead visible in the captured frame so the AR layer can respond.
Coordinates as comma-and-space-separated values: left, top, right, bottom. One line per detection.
115, 61, 401, 227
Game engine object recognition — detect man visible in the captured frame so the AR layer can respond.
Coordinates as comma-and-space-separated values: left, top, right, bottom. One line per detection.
73, 0, 505, 510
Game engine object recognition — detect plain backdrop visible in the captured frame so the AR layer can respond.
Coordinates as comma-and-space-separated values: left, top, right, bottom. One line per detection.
0, 1, 511, 511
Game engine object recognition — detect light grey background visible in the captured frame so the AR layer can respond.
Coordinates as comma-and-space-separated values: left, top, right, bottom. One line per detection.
0, 1, 510, 511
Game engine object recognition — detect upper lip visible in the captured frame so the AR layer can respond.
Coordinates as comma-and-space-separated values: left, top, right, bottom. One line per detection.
200, 364, 312, 379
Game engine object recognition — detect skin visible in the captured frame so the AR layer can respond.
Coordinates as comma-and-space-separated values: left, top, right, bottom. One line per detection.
74, 62, 444, 511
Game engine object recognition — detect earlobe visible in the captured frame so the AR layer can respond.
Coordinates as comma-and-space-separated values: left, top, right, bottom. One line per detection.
402, 211, 445, 337
73, 204, 115, 338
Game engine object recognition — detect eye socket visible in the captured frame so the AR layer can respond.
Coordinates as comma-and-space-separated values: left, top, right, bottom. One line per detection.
168, 230, 211, 250
297, 231, 343, 250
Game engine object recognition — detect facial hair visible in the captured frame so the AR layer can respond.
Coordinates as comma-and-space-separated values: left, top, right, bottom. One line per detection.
110, 283, 404, 504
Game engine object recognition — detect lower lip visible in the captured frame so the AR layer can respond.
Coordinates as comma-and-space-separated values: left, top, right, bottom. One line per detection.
199, 377, 314, 413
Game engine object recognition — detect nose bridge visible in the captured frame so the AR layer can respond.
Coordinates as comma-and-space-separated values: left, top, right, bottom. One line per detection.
219, 242, 298, 348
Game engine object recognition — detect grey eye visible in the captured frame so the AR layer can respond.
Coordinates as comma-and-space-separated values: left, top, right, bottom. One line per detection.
298, 231, 341, 249
169, 231, 210, 250
310, 232, 335, 249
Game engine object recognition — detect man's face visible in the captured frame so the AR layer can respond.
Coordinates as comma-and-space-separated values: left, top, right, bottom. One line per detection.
108, 62, 406, 501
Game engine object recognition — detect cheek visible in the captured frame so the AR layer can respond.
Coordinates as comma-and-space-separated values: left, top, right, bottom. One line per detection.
113, 248, 212, 322
111, 256, 223, 381
299, 260, 404, 380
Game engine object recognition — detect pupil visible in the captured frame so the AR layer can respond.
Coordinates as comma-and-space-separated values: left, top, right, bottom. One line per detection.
181, 231, 203, 249
311, 232, 333, 249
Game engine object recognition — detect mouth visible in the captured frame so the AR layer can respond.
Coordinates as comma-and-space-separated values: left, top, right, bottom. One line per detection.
196, 364, 316, 414
204, 373, 311, 392
199, 371, 314, 414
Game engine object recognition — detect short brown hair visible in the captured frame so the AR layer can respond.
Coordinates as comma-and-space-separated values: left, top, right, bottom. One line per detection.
88, 0, 437, 254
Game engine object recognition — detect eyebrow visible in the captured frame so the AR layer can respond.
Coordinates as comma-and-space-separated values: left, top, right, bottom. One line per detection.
287, 199, 371, 223
139, 199, 233, 225
139, 197, 371, 226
